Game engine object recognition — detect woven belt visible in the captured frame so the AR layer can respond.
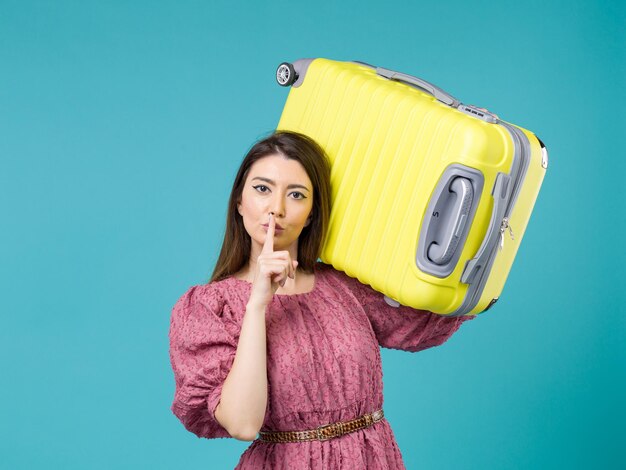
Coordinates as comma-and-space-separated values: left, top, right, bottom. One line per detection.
257, 409, 384, 443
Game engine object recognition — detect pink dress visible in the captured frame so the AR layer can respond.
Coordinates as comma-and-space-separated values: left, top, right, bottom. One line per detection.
169, 261, 474, 469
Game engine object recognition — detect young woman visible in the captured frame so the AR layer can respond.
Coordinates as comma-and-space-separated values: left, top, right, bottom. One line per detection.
168, 130, 474, 469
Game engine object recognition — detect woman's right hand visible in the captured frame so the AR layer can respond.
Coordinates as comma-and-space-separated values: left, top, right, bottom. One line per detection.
248, 214, 298, 309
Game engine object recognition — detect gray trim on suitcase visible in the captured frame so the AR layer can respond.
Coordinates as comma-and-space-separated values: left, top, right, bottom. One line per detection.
290, 59, 316, 88
449, 124, 531, 316
461, 172, 511, 285
498, 122, 531, 227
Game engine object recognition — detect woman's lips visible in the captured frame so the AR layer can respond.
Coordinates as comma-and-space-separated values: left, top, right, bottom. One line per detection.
262, 224, 284, 231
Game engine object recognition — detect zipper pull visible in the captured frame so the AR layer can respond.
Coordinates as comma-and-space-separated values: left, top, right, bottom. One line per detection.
498, 217, 515, 250
507, 222, 515, 241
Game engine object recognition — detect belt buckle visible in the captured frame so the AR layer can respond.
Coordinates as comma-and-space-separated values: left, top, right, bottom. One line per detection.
316, 422, 341, 441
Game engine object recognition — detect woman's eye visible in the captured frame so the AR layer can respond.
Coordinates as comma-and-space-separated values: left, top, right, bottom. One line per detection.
290, 192, 305, 200
253, 185, 269, 193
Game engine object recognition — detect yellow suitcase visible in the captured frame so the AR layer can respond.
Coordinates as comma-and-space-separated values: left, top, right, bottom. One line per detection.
276, 58, 548, 316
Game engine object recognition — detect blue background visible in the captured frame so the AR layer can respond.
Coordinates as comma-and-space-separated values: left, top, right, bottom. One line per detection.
1, 0, 624, 468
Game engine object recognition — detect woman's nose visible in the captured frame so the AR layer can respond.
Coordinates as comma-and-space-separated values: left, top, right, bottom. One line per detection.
268, 195, 285, 217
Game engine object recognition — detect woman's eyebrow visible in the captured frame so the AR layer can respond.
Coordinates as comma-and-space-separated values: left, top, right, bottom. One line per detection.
251, 176, 311, 192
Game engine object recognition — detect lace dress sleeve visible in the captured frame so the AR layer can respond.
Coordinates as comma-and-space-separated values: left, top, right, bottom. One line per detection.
168, 284, 238, 439
337, 269, 475, 352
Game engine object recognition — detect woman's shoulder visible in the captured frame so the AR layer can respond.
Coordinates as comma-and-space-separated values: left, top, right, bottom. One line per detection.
169, 281, 242, 349
177, 273, 248, 299
315, 261, 359, 284
313, 261, 369, 299
171, 280, 232, 318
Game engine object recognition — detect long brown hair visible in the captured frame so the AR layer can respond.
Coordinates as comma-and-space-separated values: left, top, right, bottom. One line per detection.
210, 131, 332, 283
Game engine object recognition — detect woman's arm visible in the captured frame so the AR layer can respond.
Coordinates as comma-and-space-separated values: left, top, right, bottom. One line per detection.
328, 265, 475, 351
214, 215, 296, 441
214, 300, 268, 441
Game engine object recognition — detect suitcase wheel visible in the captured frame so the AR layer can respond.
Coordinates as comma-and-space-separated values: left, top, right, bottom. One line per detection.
276, 62, 297, 86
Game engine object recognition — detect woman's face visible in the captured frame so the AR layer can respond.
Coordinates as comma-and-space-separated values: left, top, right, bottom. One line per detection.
237, 154, 314, 256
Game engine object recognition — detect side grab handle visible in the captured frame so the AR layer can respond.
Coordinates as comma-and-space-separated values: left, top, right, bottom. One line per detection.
427, 177, 473, 265
376, 67, 460, 107
415, 164, 484, 279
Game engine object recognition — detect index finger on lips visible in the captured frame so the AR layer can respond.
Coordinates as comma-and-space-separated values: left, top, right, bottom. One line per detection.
262, 214, 275, 254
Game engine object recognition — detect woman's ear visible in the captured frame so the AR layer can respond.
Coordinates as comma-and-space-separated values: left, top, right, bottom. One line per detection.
304, 213, 312, 227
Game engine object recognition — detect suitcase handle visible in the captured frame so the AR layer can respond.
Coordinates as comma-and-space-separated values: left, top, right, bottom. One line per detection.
376, 67, 461, 107
427, 177, 474, 265
416, 165, 484, 278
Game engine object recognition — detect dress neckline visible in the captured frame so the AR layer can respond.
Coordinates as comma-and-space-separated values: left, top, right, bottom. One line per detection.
229, 262, 320, 297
